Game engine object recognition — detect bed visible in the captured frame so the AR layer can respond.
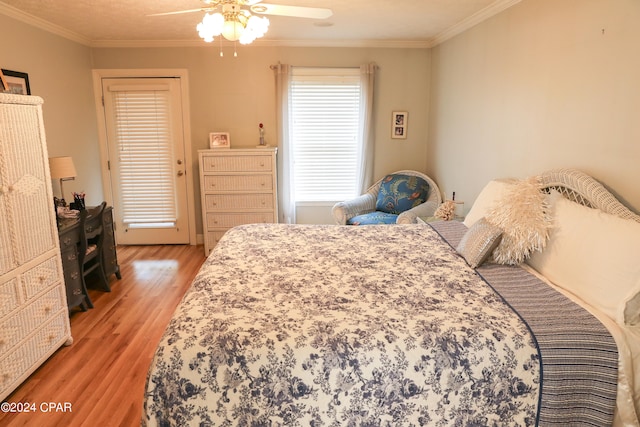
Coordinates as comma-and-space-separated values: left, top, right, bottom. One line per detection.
142, 168, 640, 426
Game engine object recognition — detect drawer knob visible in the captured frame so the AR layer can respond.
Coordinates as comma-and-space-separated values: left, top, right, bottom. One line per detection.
44, 305, 52, 314
39, 275, 47, 282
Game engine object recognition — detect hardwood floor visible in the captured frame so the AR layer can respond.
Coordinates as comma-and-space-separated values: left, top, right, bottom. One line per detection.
0, 244, 206, 427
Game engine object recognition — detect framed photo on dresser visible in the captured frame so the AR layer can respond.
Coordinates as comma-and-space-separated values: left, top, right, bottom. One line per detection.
209, 132, 230, 149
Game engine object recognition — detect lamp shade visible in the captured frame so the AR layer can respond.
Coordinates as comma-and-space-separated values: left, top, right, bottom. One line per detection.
49, 156, 77, 179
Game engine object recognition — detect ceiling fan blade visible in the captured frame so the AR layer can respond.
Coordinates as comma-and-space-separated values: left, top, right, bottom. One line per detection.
250, 3, 333, 19
148, 8, 206, 17
244, 0, 264, 5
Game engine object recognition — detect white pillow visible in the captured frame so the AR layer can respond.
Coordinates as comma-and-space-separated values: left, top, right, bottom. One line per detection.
463, 179, 516, 228
527, 191, 640, 325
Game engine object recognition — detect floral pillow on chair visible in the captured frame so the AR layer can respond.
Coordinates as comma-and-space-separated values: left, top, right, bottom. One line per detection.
347, 174, 430, 225
376, 174, 430, 214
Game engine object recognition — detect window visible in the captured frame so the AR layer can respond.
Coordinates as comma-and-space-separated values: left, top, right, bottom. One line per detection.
110, 86, 178, 228
290, 67, 362, 202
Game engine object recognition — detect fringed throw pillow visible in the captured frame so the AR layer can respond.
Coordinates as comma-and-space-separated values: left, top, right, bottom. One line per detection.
486, 176, 551, 265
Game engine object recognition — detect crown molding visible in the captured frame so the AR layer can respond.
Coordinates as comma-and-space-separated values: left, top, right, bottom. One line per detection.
430, 0, 522, 46
0, 2, 91, 46
251, 39, 432, 49
90, 38, 432, 49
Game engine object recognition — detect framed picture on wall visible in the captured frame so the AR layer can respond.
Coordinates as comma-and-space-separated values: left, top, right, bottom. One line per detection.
0, 69, 31, 95
391, 111, 408, 139
0, 70, 7, 92
209, 132, 230, 149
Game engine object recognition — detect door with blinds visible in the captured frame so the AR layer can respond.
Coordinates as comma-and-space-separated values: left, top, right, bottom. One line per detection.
102, 77, 189, 244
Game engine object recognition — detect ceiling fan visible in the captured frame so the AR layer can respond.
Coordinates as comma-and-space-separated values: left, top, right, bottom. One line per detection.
150, 0, 333, 45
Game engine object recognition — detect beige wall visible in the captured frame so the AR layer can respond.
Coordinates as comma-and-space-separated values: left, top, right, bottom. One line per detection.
1, 9, 432, 228
428, 0, 640, 214
91, 46, 431, 224
0, 14, 102, 206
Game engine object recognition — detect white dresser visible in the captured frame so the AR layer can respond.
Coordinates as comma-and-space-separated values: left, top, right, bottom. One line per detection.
0, 93, 72, 400
199, 148, 278, 256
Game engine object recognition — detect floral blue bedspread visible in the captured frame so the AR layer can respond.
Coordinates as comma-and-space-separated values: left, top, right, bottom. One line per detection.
143, 223, 545, 426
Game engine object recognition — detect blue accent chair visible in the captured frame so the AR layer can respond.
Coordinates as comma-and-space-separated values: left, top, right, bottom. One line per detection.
332, 170, 443, 225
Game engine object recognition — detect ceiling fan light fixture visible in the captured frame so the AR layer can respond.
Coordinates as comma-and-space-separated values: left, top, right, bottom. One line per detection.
197, 12, 224, 42
196, 4, 269, 45
222, 18, 244, 41
240, 15, 269, 44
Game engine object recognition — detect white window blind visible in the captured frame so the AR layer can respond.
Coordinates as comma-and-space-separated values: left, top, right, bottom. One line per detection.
290, 68, 361, 202
112, 87, 177, 226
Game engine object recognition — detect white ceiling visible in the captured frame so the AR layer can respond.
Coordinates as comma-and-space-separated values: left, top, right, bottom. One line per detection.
0, 0, 520, 48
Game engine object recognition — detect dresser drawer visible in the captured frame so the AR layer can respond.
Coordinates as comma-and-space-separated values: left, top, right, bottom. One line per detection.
205, 193, 274, 211
201, 155, 273, 173
0, 286, 65, 353
205, 212, 275, 229
203, 175, 273, 192
20, 256, 62, 301
0, 278, 20, 317
58, 226, 80, 251
0, 310, 69, 398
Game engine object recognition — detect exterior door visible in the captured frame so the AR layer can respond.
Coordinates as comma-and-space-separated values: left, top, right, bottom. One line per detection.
101, 77, 189, 244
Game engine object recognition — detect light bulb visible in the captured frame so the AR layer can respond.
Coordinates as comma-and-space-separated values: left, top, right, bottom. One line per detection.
240, 16, 269, 44
197, 12, 224, 42
222, 19, 244, 41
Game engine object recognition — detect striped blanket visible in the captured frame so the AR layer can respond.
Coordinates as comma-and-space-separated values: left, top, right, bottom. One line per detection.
432, 220, 618, 425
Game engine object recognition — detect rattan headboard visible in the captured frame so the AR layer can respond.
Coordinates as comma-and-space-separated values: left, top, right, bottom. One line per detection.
538, 168, 640, 224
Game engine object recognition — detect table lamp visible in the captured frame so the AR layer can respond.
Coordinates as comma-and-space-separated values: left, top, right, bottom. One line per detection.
49, 156, 77, 204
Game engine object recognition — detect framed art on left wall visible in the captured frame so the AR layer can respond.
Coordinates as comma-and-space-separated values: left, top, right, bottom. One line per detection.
0, 71, 7, 92
0, 69, 31, 95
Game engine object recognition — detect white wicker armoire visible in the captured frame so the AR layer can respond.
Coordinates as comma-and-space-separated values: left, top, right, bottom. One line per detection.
0, 93, 72, 400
